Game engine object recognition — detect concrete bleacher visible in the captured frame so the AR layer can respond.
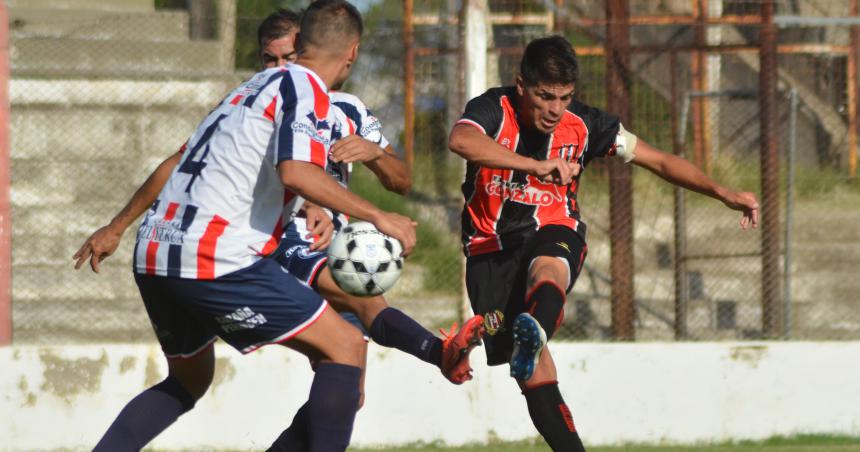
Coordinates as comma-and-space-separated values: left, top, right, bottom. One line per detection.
8, 0, 242, 343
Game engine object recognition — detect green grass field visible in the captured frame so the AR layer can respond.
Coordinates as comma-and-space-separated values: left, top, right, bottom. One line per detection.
352, 435, 860, 452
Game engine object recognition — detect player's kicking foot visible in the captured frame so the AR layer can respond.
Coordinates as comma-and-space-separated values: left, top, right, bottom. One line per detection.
439, 314, 486, 385
510, 312, 547, 381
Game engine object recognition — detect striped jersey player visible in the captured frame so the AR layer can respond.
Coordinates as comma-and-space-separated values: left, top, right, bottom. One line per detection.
133, 64, 353, 279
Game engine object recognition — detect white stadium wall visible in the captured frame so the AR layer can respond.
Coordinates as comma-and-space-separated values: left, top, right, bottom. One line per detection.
2, 341, 859, 450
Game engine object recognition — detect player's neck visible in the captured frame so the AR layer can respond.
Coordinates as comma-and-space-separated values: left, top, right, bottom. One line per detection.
295, 55, 345, 92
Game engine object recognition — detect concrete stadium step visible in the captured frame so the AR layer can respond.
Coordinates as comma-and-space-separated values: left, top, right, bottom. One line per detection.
11, 105, 210, 160
6, 0, 154, 13
12, 37, 228, 77
12, 265, 142, 301
9, 8, 190, 43
12, 231, 137, 267
11, 158, 161, 206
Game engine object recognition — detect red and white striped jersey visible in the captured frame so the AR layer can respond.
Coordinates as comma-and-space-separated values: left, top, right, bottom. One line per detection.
133, 64, 348, 279
290, 91, 391, 235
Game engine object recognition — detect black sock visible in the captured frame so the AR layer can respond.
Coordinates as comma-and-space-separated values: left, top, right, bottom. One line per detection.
93, 375, 196, 452
369, 307, 443, 367
269, 363, 362, 451
523, 382, 585, 452
267, 402, 310, 452
527, 281, 566, 340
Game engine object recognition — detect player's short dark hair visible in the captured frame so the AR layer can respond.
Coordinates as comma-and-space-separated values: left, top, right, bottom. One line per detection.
520, 35, 579, 87
257, 9, 301, 48
299, 0, 363, 52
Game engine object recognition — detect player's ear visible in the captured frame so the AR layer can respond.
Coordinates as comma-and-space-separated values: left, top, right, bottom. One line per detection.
348, 41, 360, 63
516, 75, 525, 96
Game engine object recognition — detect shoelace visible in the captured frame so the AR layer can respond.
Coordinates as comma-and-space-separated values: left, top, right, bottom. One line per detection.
439, 322, 460, 345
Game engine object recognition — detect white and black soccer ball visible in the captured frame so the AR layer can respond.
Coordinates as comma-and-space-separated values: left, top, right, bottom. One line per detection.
327, 221, 404, 296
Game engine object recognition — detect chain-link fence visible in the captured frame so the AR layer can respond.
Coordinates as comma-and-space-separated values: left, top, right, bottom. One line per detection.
6, 0, 860, 344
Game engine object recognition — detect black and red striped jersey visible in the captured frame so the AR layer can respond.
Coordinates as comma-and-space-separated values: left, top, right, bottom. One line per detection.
456, 86, 620, 256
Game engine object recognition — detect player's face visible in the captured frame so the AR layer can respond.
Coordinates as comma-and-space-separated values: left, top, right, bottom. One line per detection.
260, 31, 299, 69
516, 77, 575, 134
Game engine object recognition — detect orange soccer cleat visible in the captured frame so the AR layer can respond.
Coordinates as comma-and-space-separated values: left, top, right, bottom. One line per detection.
439, 314, 486, 385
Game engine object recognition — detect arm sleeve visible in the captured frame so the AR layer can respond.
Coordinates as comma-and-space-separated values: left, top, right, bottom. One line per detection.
456, 90, 503, 137
274, 74, 329, 168
333, 95, 390, 149
578, 103, 622, 167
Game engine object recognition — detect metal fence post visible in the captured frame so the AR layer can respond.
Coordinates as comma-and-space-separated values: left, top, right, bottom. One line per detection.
403, 0, 415, 173
784, 89, 798, 340
0, 2, 10, 346
218, 0, 236, 71
851, 0, 859, 178
670, 52, 688, 340
606, 0, 635, 341
759, 0, 783, 338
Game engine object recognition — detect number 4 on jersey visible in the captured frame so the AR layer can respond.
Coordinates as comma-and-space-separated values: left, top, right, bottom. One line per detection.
178, 113, 226, 192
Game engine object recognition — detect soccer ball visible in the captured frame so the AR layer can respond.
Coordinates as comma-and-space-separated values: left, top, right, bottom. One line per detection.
327, 221, 404, 296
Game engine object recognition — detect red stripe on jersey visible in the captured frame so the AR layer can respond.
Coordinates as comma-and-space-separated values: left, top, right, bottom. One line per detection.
310, 141, 326, 168
306, 74, 329, 119
197, 215, 230, 280
145, 202, 180, 274
347, 117, 356, 135
465, 96, 519, 255
230, 94, 243, 105
264, 97, 278, 122
145, 241, 159, 275
306, 74, 329, 168
260, 216, 284, 256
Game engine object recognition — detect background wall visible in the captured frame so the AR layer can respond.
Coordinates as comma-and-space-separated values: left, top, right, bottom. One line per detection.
2, 342, 859, 450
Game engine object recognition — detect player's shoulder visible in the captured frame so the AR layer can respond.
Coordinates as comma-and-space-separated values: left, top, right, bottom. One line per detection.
566, 98, 617, 123
330, 91, 365, 108
476, 86, 515, 103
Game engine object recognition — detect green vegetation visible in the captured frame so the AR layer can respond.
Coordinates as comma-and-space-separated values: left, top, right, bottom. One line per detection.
352, 435, 860, 452
350, 164, 462, 296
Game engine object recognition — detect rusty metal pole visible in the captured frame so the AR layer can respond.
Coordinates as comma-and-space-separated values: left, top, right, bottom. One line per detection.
670, 52, 688, 340
849, 0, 859, 177
606, 0, 635, 341
554, 0, 566, 34
0, 2, 10, 346
759, 0, 783, 338
403, 0, 415, 173
691, 0, 707, 171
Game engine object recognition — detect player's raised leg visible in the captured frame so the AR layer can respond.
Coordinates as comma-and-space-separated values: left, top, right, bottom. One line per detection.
315, 267, 485, 384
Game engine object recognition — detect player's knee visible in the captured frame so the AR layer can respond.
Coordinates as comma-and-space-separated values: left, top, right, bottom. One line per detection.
334, 326, 366, 367
167, 347, 215, 400
528, 259, 567, 289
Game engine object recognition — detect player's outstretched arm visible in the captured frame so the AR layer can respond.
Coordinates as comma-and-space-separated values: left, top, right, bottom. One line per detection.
330, 136, 412, 194
279, 160, 417, 255
631, 139, 759, 229
72, 151, 182, 272
449, 123, 579, 185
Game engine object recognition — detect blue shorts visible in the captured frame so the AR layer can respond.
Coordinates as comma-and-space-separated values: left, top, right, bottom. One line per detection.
135, 256, 327, 358
276, 226, 367, 335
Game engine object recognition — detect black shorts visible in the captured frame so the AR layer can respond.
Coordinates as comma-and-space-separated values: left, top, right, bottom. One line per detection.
465, 225, 587, 366
135, 256, 327, 358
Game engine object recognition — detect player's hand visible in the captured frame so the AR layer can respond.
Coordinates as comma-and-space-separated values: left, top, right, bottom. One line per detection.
73, 224, 124, 273
722, 190, 759, 230
530, 158, 580, 185
372, 212, 417, 257
330, 135, 384, 164
303, 203, 335, 251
